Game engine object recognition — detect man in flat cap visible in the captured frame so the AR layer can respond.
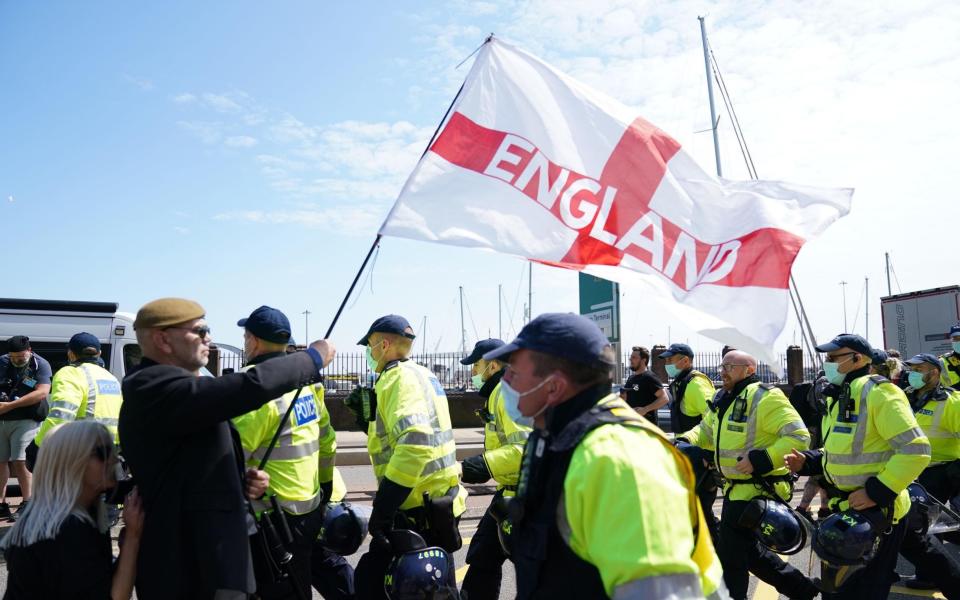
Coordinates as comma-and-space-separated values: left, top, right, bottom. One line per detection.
353, 314, 466, 600
119, 298, 336, 600
488, 313, 726, 600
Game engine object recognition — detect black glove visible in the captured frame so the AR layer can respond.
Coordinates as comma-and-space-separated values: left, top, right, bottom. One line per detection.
461, 454, 491, 484
343, 386, 376, 429
368, 477, 412, 555
320, 481, 333, 504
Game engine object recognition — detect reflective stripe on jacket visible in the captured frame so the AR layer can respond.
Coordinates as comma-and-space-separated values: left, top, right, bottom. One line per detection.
368, 359, 467, 514
822, 374, 931, 521
36, 362, 122, 446
483, 380, 531, 494
683, 382, 810, 502
233, 367, 335, 515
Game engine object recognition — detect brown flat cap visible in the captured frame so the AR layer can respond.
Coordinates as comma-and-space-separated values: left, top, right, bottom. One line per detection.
134, 298, 205, 330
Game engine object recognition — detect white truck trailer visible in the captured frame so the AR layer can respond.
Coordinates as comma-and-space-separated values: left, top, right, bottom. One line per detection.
880, 286, 960, 359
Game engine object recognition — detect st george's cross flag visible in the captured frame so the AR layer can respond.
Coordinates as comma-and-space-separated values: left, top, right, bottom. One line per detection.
379, 37, 852, 364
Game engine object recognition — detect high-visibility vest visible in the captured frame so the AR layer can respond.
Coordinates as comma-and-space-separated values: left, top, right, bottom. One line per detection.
912, 387, 960, 465
36, 362, 122, 446
233, 365, 337, 515
482, 380, 531, 496
940, 353, 960, 389
683, 381, 810, 502
822, 374, 931, 522
368, 359, 467, 515
513, 394, 727, 600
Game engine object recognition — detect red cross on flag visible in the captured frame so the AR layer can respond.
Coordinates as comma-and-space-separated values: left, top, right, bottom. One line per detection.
380, 38, 852, 363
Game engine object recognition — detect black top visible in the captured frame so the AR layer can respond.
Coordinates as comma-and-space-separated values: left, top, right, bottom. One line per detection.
0, 353, 53, 421
3, 514, 113, 599
118, 351, 321, 599
622, 370, 662, 422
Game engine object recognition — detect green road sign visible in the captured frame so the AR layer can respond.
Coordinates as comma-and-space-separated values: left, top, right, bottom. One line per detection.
578, 273, 620, 343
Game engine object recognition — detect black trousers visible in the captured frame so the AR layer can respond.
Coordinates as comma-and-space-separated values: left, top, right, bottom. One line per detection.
311, 544, 355, 600
719, 499, 817, 600
251, 508, 334, 600
823, 517, 907, 600
460, 490, 509, 600
901, 524, 960, 599
355, 512, 460, 600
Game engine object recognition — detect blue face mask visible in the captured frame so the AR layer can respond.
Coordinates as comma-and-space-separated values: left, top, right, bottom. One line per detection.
500, 376, 553, 428
365, 344, 381, 372
665, 364, 680, 379
908, 371, 927, 390
822, 361, 844, 385
953, 342, 960, 354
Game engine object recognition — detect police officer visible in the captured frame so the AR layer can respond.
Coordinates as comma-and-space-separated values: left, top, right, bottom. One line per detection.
940, 324, 960, 389
489, 313, 726, 599
678, 350, 817, 600
35, 332, 123, 447
660, 342, 720, 540
354, 315, 467, 600
231, 306, 353, 600
458, 338, 531, 600
896, 353, 960, 596
786, 334, 931, 599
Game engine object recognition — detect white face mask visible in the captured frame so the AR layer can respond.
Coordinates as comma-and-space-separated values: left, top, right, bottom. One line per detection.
500, 375, 553, 427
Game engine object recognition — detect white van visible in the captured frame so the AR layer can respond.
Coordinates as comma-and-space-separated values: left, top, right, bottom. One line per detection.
0, 298, 142, 379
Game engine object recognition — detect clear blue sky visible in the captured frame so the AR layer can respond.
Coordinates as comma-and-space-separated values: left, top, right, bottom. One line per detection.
3, 1, 957, 357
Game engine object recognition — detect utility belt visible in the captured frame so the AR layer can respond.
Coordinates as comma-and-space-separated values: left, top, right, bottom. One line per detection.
396, 486, 462, 553
725, 473, 794, 499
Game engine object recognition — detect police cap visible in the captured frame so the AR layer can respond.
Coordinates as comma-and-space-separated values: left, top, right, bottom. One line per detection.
483, 313, 614, 367
237, 305, 291, 344
461, 339, 505, 365
951, 324, 960, 339
905, 353, 942, 371
816, 334, 873, 356
134, 298, 206, 330
658, 343, 694, 359
68, 332, 101, 354
358, 315, 416, 346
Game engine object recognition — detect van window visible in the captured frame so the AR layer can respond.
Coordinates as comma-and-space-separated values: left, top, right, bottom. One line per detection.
123, 344, 143, 373
3, 342, 113, 376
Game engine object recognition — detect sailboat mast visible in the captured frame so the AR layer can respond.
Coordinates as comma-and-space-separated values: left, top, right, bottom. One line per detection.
698, 15, 722, 177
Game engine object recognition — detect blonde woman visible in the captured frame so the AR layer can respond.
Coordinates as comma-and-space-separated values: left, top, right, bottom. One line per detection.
1, 421, 144, 599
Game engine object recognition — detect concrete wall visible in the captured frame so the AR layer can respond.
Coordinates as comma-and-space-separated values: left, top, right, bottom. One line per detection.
325, 391, 486, 431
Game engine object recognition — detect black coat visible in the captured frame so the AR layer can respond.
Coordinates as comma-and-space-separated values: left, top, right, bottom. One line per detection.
119, 353, 319, 599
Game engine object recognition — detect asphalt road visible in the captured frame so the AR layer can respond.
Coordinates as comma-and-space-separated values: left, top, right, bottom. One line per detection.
0, 465, 956, 599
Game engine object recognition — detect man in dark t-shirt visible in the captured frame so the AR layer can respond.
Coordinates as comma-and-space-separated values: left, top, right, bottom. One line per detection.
620, 346, 667, 425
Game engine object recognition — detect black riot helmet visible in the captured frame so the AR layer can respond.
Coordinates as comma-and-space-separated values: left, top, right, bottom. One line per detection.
384, 530, 459, 600
318, 502, 371, 556
812, 509, 883, 593
737, 498, 807, 555
907, 482, 942, 535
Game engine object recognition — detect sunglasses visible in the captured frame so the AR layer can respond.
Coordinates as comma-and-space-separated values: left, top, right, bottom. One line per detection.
165, 325, 211, 338
91, 445, 113, 462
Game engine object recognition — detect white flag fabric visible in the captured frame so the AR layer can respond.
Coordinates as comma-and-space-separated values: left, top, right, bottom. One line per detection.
380, 37, 852, 364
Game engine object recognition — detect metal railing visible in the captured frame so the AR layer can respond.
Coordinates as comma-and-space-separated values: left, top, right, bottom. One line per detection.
217, 348, 822, 390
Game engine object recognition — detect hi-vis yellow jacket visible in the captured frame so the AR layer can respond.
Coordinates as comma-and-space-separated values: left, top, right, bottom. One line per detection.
233, 363, 337, 515
369, 359, 467, 515
940, 353, 960, 389
911, 386, 960, 466
560, 395, 727, 599
482, 380, 531, 495
36, 362, 122, 446
822, 374, 930, 522
682, 381, 810, 502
